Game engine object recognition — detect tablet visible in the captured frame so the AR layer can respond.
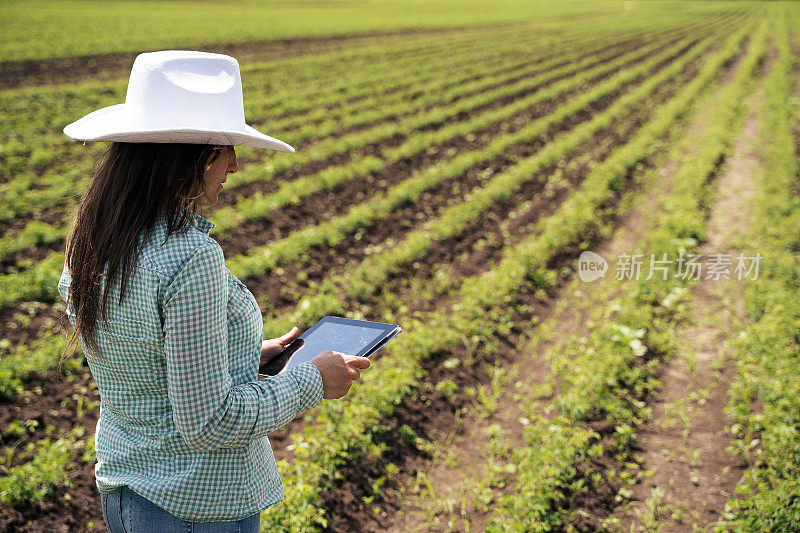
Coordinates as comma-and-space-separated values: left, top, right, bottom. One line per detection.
258, 316, 402, 378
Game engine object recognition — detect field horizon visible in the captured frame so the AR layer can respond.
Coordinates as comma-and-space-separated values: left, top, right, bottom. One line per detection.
2, 2, 800, 532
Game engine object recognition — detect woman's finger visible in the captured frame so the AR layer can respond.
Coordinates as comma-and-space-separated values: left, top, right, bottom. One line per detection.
279, 327, 299, 344
344, 355, 371, 370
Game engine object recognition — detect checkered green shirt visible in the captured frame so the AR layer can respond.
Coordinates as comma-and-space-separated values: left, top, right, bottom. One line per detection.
58, 211, 324, 522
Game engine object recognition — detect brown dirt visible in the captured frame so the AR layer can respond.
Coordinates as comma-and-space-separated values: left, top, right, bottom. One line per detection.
264, 89, 656, 466
0, 21, 737, 533
266, 39, 719, 525
0, 245, 62, 275
0, 33, 655, 270
247, 33, 649, 136
615, 88, 762, 533
215, 37, 693, 254
264, 53, 696, 461
257, 90, 654, 465
212, 39, 643, 212
0, 304, 64, 347
317, 65, 724, 533
245, 89, 647, 317
374, 131, 678, 533
235, 39, 703, 321
0, 459, 102, 533
317, 40, 746, 532
372, 102, 654, 310
0, 364, 103, 533
324, 129, 653, 533
0, 25, 521, 90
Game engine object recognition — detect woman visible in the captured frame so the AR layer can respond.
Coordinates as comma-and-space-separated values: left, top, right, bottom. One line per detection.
57, 51, 369, 532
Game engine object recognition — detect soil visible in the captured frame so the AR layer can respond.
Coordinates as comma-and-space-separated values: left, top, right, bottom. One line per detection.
0, 32, 656, 273
316, 56, 725, 533
364, 128, 678, 533
0, 25, 520, 90
215, 37, 690, 254
261, 75, 662, 466
314, 39, 748, 532
0, 363, 103, 533
319, 125, 647, 533
256, 89, 652, 466
0, 20, 746, 533
236, 39, 702, 322
614, 82, 762, 533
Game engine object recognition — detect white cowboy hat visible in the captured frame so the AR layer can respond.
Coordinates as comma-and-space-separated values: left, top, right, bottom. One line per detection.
63, 50, 294, 152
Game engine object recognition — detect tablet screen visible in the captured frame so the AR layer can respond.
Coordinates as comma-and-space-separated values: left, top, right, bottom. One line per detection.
309, 321, 386, 354
284, 321, 388, 370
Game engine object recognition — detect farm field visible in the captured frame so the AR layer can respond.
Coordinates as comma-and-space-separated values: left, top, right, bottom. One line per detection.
2, 1, 800, 532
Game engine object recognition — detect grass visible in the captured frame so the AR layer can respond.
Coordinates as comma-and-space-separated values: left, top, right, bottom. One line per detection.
0, 0, 620, 62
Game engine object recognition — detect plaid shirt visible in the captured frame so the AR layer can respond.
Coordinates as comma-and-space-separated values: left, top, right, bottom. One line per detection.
58, 210, 324, 522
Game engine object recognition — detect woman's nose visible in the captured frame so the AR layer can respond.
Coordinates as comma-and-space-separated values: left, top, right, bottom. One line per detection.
228, 154, 239, 173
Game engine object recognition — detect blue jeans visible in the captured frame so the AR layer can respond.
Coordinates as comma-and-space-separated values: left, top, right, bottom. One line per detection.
100, 486, 260, 533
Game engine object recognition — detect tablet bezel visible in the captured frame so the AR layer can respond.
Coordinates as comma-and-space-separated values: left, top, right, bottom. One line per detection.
296, 316, 400, 359
258, 316, 401, 379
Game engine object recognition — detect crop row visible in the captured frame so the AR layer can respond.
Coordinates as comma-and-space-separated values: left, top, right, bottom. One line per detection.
0, 20, 703, 240
0, 28, 552, 216
0, 1, 742, 63
722, 16, 800, 531
240, 10, 727, 143
0, 33, 702, 310
244, 24, 663, 134
0, 25, 552, 156
0, 11, 734, 224
488, 21, 764, 529
226, 33, 707, 287
0, 35, 567, 249
0, 16, 736, 234
265, 88, 661, 338
0, 29, 708, 404
1, 26, 648, 224
0, 24, 704, 279
211, 33, 687, 235
256, 24, 751, 530
0, 429, 89, 506
241, 24, 547, 121
1, 14, 684, 163
1, 23, 532, 129
208, 28, 714, 198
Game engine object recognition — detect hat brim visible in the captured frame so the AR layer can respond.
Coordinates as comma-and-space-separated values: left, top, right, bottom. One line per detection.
63, 103, 295, 153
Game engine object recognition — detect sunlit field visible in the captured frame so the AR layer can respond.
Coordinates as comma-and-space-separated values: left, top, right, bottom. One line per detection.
2, 1, 800, 531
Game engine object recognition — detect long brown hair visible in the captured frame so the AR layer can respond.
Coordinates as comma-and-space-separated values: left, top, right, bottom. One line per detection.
62, 142, 223, 362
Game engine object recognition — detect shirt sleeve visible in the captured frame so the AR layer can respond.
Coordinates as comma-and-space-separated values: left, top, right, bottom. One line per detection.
162, 241, 324, 451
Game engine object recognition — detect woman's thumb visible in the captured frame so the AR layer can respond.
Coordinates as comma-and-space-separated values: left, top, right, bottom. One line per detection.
280, 327, 299, 343
344, 355, 371, 370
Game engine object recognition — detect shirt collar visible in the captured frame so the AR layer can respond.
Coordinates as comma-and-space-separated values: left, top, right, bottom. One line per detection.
190, 211, 216, 234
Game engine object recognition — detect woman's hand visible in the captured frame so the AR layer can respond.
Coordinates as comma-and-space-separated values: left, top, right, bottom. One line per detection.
261, 327, 300, 360
311, 351, 371, 399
